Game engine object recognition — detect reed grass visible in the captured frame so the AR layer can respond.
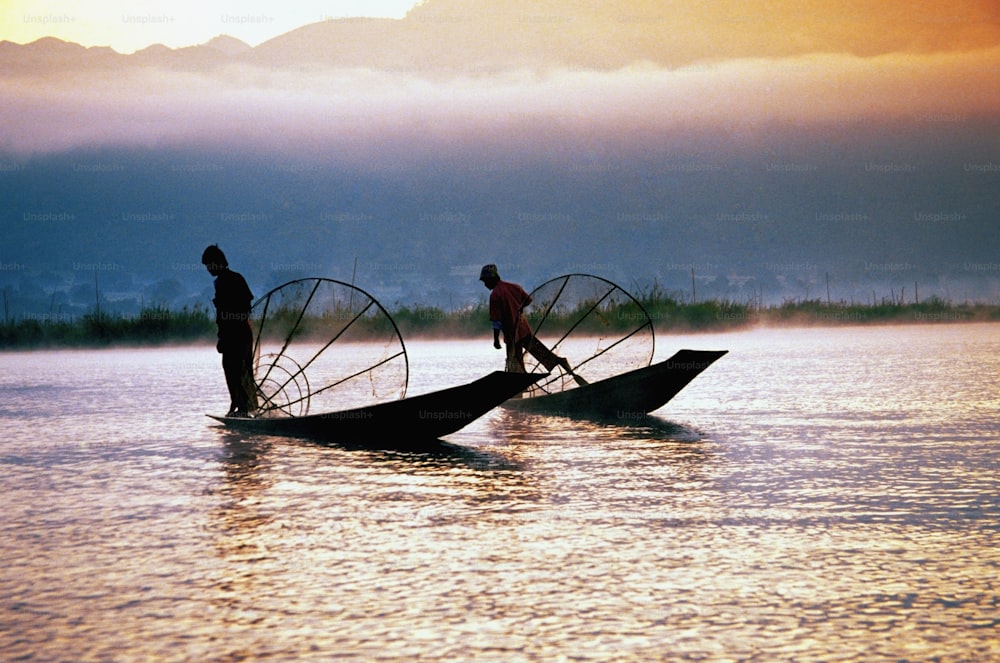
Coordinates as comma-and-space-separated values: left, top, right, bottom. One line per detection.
0, 304, 215, 348
1, 295, 998, 349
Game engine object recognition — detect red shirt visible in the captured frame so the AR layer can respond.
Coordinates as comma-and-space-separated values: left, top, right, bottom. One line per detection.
489, 280, 533, 344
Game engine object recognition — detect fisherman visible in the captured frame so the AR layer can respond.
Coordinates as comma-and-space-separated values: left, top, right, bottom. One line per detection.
202, 244, 257, 417
479, 264, 586, 385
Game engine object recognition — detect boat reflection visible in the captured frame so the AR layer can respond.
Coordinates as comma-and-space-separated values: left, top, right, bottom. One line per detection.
311, 436, 525, 472
212, 425, 524, 473
491, 407, 706, 443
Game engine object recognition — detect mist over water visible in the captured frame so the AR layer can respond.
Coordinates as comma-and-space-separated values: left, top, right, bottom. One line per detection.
2, 325, 998, 661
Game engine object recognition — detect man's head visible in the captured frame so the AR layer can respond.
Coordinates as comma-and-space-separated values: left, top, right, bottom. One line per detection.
202, 244, 228, 276
479, 263, 500, 289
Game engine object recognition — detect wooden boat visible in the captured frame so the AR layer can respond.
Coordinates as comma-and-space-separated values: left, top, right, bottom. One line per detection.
501, 349, 727, 419
498, 274, 726, 422
209, 370, 545, 443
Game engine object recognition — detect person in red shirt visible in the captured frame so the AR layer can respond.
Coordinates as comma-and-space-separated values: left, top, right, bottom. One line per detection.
479, 264, 586, 385
202, 245, 257, 416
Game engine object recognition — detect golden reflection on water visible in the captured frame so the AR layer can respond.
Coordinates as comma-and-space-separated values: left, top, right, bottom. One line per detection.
186, 381, 999, 661
2, 329, 999, 661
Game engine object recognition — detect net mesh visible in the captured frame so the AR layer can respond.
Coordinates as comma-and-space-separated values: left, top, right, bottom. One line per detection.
250, 278, 408, 417
521, 274, 654, 397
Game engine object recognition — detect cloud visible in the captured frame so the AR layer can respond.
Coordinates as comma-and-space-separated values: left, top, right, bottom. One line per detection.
2, 44, 999, 158
3, 1, 998, 158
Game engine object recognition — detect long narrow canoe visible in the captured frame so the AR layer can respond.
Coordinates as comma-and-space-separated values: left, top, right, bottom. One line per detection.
501, 349, 727, 420
209, 371, 545, 443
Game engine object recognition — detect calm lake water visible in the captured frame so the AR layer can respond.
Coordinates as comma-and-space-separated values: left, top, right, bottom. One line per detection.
2, 324, 998, 662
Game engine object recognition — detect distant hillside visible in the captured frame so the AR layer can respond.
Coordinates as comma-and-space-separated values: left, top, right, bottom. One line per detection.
0, 35, 252, 73
6, 0, 998, 75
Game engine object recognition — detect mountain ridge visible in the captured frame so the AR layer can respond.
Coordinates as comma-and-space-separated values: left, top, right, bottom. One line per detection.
5, 1, 998, 76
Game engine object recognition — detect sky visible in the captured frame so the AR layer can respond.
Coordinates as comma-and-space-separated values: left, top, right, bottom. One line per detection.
1, 0, 998, 311
3, 0, 998, 156
3, 0, 420, 51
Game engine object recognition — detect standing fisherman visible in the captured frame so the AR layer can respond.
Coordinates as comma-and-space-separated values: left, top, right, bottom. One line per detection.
202, 245, 257, 416
479, 264, 586, 385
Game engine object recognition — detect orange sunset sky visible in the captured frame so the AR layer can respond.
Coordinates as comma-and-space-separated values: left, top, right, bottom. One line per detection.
3, 0, 999, 56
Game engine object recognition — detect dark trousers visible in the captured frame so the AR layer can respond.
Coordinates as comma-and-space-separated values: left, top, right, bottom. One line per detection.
221, 343, 256, 413
507, 335, 563, 373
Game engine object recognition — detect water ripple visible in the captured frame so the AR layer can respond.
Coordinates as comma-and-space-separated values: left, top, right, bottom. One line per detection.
2, 329, 999, 661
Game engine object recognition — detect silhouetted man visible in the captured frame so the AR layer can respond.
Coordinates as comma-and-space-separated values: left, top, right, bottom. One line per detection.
479, 263, 586, 385
202, 245, 256, 416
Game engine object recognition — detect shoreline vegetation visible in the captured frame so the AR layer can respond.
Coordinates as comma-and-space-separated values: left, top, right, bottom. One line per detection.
2, 293, 998, 350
